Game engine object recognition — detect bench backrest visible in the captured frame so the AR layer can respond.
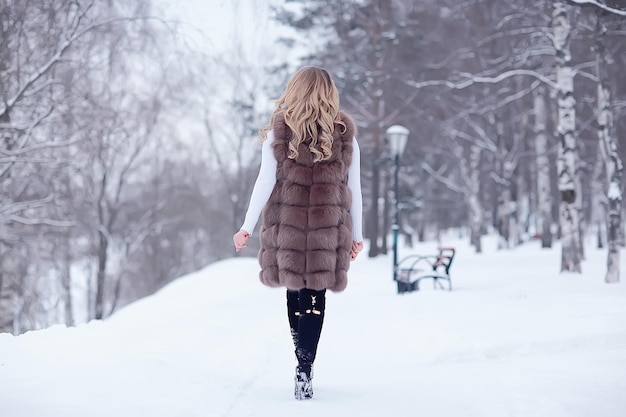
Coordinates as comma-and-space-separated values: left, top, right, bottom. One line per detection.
433, 247, 456, 274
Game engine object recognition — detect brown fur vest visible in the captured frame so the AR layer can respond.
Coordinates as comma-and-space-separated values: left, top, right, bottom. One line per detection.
258, 112, 356, 292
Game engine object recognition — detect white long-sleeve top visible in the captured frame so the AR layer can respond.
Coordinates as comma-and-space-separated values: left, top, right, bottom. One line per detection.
240, 130, 364, 242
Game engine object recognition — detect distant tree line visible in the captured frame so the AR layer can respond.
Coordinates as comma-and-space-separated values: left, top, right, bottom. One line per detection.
0, 0, 275, 334
1, 0, 624, 334
272, 0, 625, 279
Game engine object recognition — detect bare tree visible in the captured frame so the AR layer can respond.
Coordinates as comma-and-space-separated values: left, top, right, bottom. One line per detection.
552, 0, 582, 272
0, 1, 96, 332
533, 84, 554, 248
595, 5, 623, 283
0, 0, 187, 331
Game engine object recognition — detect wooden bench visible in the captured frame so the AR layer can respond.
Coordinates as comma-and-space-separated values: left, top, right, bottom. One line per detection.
394, 247, 456, 293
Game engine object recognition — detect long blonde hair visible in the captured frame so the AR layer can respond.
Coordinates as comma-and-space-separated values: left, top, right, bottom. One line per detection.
259, 66, 346, 162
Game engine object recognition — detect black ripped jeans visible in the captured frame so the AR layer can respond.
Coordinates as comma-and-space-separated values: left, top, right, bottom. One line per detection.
286, 288, 326, 375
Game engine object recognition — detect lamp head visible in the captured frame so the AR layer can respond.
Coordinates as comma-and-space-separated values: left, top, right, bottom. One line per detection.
386, 124, 410, 157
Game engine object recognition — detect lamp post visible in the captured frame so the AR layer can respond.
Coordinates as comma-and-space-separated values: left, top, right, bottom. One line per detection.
386, 124, 410, 285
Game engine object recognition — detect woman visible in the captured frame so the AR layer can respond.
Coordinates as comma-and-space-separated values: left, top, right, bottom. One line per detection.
233, 66, 364, 400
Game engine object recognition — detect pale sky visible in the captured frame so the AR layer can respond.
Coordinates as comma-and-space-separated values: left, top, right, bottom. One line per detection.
151, 0, 305, 166
156, 0, 287, 58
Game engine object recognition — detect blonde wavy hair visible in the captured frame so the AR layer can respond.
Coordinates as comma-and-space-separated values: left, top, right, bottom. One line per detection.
259, 66, 346, 162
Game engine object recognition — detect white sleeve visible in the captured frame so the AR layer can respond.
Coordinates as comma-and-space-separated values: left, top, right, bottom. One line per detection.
348, 137, 364, 242
240, 131, 277, 235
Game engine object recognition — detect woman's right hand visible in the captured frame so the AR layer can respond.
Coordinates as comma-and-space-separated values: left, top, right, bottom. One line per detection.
350, 241, 363, 260
233, 230, 250, 252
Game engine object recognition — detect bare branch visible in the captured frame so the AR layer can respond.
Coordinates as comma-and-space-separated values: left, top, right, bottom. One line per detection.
406, 69, 557, 91
465, 118, 497, 153
0, 196, 53, 216
0, 106, 54, 179
450, 80, 540, 122
345, 95, 376, 121
421, 162, 465, 194
0, 8, 173, 119
439, 123, 495, 154
425, 48, 475, 70
7, 215, 75, 227
576, 70, 600, 83
0, 157, 64, 165
0, 7, 86, 118
381, 89, 421, 127
203, 107, 228, 173
564, 0, 626, 16
22, 79, 64, 99
1, 138, 81, 157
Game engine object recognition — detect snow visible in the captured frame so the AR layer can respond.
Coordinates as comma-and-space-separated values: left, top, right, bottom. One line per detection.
608, 181, 621, 200
1, 234, 625, 417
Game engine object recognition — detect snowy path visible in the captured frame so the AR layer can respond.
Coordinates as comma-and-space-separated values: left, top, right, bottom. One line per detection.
1, 236, 625, 416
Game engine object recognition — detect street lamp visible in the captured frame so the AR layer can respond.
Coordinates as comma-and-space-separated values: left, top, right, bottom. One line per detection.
386, 124, 410, 286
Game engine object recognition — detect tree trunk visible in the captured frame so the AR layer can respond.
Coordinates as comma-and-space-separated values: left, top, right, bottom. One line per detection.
381, 167, 390, 254
553, 0, 581, 272
513, 172, 526, 246
94, 230, 108, 320
596, 8, 622, 283
591, 148, 607, 249
496, 188, 511, 249
495, 122, 511, 250
61, 239, 74, 326
468, 145, 483, 253
0, 244, 15, 334
366, 0, 392, 258
533, 85, 553, 248
367, 142, 381, 257
576, 170, 585, 260
0, 106, 15, 333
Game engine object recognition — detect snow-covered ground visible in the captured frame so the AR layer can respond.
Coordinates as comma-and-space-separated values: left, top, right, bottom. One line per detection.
1, 235, 625, 417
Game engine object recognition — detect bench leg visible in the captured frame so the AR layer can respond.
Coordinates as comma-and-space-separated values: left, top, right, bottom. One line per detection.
396, 280, 418, 293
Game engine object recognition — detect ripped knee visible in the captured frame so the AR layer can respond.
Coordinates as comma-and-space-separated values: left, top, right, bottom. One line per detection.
302, 294, 324, 315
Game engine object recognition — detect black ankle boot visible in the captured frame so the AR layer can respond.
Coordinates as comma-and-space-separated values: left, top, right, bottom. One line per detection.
294, 364, 313, 400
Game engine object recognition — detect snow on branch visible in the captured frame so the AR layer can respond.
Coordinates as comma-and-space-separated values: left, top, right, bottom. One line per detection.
1, 138, 81, 157
406, 69, 557, 91
451, 80, 541, 122
564, 0, 626, 16
421, 162, 465, 194
7, 215, 75, 228
0, 197, 72, 229
0, 7, 170, 119
0, 196, 53, 216
0, 107, 55, 178
0, 157, 63, 165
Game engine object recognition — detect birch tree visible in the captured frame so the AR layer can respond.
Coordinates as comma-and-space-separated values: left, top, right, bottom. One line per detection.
492, 108, 525, 250
552, 0, 582, 272
271, 0, 624, 265
462, 144, 486, 253
595, 6, 622, 283
533, 84, 554, 248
